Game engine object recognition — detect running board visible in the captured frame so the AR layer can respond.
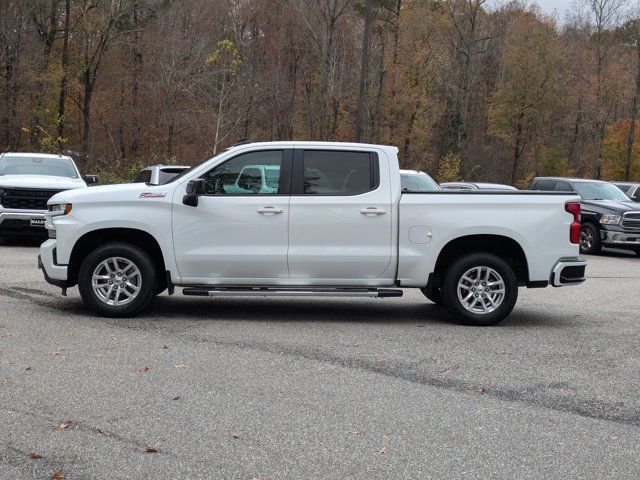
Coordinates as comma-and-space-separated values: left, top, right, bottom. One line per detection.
182, 287, 403, 298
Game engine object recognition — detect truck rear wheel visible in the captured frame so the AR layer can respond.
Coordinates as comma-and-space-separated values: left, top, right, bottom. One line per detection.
78, 242, 157, 317
441, 253, 518, 326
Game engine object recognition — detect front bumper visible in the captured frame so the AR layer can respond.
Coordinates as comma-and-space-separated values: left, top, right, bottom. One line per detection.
0, 209, 47, 234
551, 259, 587, 287
38, 239, 69, 289
601, 229, 640, 248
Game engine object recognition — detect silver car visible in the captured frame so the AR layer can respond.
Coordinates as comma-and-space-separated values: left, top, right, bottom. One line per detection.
134, 165, 191, 185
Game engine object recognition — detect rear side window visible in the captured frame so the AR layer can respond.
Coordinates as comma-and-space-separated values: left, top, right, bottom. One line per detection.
532, 180, 556, 191
614, 184, 631, 193
302, 151, 378, 195
134, 169, 152, 183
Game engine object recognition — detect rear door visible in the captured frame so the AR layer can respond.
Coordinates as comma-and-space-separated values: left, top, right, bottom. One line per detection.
287, 148, 394, 284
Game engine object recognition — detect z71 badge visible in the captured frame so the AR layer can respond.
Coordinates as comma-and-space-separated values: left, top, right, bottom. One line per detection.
138, 192, 166, 198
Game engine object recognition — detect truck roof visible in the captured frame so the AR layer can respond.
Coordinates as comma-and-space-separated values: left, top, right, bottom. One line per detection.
225, 141, 399, 155
1, 152, 74, 160
532, 176, 609, 184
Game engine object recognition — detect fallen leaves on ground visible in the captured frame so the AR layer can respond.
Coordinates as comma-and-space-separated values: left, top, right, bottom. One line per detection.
174, 364, 187, 369
27, 452, 44, 459
55, 421, 73, 430
161, 345, 170, 349
172, 396, 181, 401
378, 446, 388, 454
230, 432, 241, 439
51, 469, 64, 478
474, 387, 488, 394
96, 428, 112, 436
347, 430, 360, 436
140, 447, 158, 453
138, 366, 150, 372
25, 367, 33, 371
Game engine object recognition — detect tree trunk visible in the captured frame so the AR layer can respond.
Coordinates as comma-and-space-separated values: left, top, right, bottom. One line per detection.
624, 41, 640, 181
57, 0, 71, 147
355, 0, 373, 142
81, 72, 93, 153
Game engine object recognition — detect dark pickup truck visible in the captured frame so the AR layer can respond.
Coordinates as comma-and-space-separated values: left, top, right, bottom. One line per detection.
530, 177, 640, 255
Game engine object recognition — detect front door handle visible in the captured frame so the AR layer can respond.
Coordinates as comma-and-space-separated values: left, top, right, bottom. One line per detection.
257, 206, 284, 215
360, 207, 387, 216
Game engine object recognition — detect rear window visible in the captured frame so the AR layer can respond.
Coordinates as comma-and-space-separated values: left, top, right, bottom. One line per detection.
302, 151, 378, 195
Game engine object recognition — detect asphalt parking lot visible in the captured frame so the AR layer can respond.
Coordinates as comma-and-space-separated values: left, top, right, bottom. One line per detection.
1, 240, 639, 479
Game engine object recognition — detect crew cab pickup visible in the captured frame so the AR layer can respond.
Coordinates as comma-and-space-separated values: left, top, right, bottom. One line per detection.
530, 177, 640, 255
0, 152, 96, 236
39, 142, 586, 326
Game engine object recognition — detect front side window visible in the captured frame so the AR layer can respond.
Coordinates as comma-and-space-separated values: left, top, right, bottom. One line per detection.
200, 150, 283, 195
302, 150, 376, 195
0, 155, 78, 178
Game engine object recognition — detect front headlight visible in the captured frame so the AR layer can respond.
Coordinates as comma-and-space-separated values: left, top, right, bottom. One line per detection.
600, 214, 621, 225
48, 203, 73, 216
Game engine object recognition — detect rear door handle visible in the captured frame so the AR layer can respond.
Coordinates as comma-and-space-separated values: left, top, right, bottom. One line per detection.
257, 206, 284, 215
360, 207, 387, 216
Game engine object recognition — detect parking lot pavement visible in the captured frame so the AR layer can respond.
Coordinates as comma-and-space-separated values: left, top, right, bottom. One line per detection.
1, 241, 639, 479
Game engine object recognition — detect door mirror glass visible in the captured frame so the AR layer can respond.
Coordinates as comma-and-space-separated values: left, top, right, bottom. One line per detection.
183, 179, 206, 206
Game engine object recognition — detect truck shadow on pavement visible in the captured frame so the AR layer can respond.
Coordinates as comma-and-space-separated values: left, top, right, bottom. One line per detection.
137, 296, 573, 329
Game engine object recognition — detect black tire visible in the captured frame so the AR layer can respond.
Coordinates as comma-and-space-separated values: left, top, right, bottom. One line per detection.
440, 253, 518, 326
579, 223, 601, 254
420, 286, 442, 305
78, 242, 157, 317
635, 249, 640, 257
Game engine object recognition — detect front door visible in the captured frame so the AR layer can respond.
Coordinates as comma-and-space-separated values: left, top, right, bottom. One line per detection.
172, 149, 291, 284
287, 148, 394, 284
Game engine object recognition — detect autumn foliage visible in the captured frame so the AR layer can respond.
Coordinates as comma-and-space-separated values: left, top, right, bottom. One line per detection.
1, 0, 640, 183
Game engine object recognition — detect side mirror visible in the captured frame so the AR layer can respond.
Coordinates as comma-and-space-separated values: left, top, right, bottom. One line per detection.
183, 179, 206, 207
84, 174, 98, 185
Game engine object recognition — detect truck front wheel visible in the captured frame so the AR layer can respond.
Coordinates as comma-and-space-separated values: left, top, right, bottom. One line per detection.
441, 253, 518, 326
78, 242, 157, 317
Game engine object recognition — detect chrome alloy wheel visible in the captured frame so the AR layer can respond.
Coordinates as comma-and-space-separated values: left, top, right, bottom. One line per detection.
580, 227, 593, 251
91, 257, 142, 306
457, 266, 506, 315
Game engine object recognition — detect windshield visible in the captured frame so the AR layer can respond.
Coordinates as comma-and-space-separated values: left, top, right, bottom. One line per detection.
0, 155, 78, 178
401, 173, 440, 192
573, 182, 630, 201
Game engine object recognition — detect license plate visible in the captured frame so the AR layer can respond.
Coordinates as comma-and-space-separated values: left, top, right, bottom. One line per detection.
30, 218, 46, 228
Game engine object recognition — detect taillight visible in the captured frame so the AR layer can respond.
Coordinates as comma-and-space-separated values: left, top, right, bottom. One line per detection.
565, 202, 581, 244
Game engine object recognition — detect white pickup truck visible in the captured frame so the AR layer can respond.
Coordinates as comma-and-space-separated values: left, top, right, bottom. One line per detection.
39, 142, 586, 326
0, 152, 96, 237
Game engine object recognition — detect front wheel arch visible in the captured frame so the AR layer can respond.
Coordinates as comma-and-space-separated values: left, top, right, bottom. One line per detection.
68, 228, 167, 291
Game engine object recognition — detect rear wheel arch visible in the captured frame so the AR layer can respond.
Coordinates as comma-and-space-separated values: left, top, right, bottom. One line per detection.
429, 234, 529, 289
68, 228, 167, 289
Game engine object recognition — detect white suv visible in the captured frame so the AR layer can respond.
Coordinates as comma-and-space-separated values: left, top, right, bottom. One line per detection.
0, 153, 95, 237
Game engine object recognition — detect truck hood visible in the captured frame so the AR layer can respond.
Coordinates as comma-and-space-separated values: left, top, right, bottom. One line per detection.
0, 175, 86, 190
581, 199, 640, 214
48, 182, 171, 204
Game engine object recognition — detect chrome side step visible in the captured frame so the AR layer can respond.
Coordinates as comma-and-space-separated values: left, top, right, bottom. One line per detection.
182, 287, 403, 298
